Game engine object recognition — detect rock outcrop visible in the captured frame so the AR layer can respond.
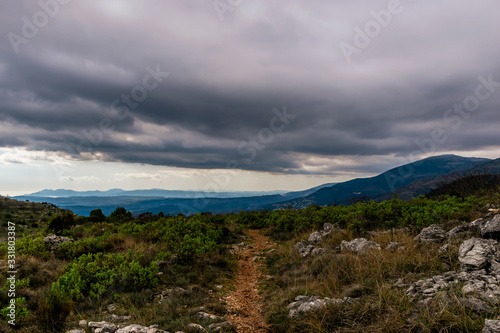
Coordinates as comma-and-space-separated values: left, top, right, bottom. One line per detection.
413, 224, 448, 243
44, 234, 72, 251
458, 238, 499, 271
340, 238, 381, 254
293, 223, 336, 258
76, 310, 230, 333
479, 214, 500, 240
287, 295, 353, 318
484, 319, 500, 333
405, 230, 500, 313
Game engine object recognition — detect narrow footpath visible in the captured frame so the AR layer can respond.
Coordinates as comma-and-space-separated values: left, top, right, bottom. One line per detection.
225, 229, 274, 333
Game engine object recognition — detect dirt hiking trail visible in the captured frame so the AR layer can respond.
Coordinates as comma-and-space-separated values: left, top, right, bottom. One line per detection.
225, 229, 275, 333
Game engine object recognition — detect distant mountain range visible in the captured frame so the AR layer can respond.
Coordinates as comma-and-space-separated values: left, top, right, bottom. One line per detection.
13, 155, 500, 216
26, 188, 291, 199
265, 155, 496, 210
14, 183, 336, 216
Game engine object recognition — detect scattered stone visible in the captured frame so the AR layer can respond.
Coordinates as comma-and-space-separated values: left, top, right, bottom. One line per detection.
340, 238, 381, 254
447, 224, 471, 239
287, 295, 353, 317
105, 314, 132, 322
480, 214, 500, 240
197, 311, 222, 321
413, 224, 447, 243
154, 287, 188, 302
323, 223, 336, 232
147, 329, 166, 333
107, 304, 117, 312
458, 238, 498, 271
293, 240, 316, 258
229, 242, 253, 255
44, 234, 73, 251
308, 231, 324, 244
484, 319, 500, 333
66, 330, 85, 333
463, 297, 493, 313
207, 321, 233, 332
394, 278, 407, 288
438, 244, 449, 255
116, 324, 168, 333
88, 321, 115, 329
470, 218, 485, 228
186, 323, 206, 332
292, 224, 343, 258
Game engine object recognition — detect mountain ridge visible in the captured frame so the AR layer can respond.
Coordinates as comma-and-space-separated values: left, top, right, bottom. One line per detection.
13, 155, 497, 216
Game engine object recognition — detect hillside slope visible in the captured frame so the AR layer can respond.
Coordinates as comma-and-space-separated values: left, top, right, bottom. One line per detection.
267, 155, 490, 209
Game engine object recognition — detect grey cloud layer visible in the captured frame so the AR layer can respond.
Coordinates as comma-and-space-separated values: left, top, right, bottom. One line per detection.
1, 0, 500, 174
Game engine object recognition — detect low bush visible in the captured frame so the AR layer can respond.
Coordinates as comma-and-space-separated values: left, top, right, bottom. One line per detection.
52, 251, 159, 303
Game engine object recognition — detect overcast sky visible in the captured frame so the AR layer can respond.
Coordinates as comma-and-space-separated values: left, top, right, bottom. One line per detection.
1, 0, 500, 195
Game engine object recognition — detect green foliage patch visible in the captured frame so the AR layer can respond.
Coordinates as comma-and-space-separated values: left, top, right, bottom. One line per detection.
52, 251, 159, 302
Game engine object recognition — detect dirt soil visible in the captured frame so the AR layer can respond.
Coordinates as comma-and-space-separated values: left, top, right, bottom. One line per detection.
225, 229, 275, 333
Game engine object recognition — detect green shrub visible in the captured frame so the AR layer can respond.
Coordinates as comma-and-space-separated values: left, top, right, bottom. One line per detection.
52, 251, 159, 302
16, 235, 50, 259
47, 211, 75, 234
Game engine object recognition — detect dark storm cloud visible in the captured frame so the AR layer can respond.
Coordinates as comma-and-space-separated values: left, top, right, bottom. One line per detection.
1, 0, 500, 175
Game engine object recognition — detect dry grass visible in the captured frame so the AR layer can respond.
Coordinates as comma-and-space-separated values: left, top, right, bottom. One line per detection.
262, 229, 491, 332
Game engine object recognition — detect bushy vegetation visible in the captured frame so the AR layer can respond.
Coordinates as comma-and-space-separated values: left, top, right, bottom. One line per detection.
53, 251, 159, 302
0, 176, 499, 332
0, 208, 238, 332
233, 194, 490, 240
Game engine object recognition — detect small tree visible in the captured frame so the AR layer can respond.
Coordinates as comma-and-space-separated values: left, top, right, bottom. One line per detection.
109, 207, 132, 222
48, 211, 75, 234
89, 209, 106, 222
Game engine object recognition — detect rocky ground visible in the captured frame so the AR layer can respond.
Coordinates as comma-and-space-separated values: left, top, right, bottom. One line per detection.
61, 209, 500, 333
286, 209, 500, 332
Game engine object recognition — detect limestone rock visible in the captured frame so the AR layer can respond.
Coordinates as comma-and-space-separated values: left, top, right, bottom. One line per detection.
484, 319, 500, 333
207, 321, 233, 332
463, 297, 493, 313
438, 244, 449, 255
308, 231, 324, 244
287, 295, 352, 317
116, 324, 166, 333
186, 323, 206, 332
323, 223, 336, 232
458, 238, 498, 271
105, 314, 132, 322
44, 234, 73, 251
89, 321, 117, 331
447, 224, 471, 239
413, 224, 447, 243
197, 311, 222, 321
480, 214, 500, 240
340, 238, 381, 254
470, 218, 485, 228
293, 240, 316, 258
